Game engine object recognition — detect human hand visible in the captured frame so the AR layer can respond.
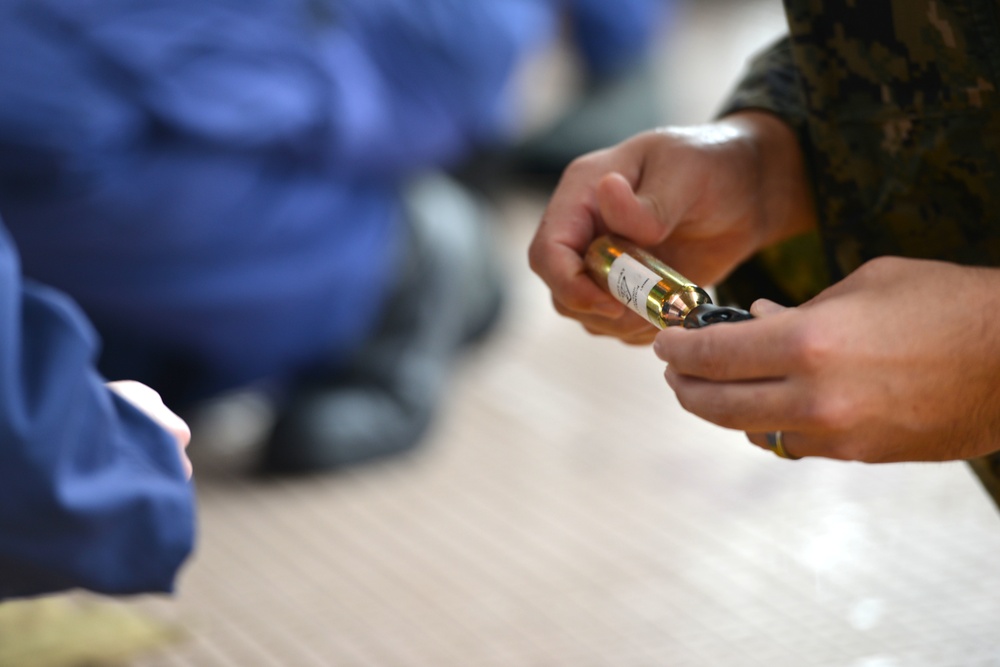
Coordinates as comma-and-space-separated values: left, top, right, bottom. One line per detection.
528, 111, 815, 345
107, 380, 193, 478
654, 257, 1000, 463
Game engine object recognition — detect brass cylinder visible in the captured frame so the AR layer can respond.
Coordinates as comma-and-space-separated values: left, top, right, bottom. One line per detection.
584, 235, 711, 329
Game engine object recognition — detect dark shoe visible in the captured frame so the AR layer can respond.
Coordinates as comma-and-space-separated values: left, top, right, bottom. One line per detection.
259, 173, 504, 474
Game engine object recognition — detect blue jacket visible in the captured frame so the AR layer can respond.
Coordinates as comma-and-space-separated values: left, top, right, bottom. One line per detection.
0, 0, 664, 404
0, 0, 556, 401
0, 219, 195, 599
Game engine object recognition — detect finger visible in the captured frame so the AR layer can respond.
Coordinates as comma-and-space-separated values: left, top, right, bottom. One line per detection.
746, 430, 856, 461
165, 414, 193, 449
531, 193, 624, 320
561, 298, 655, 340
595, 172, 672, 246
619, 327, 658, 346
582, 320, 655, 344
653, 313, 796, 381
543, 243, 626, 318
745, 431, 802, 460
108, 380, 192, 447
750, 298, 788, 317
530, 153, 615, 269
746, 431, 774, 453
664, 368, 799, 432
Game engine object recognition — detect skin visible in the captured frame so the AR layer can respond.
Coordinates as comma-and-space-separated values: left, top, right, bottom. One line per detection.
108, 380, 193, 478
529, 111, 1000, 462
529, 111, 815, 345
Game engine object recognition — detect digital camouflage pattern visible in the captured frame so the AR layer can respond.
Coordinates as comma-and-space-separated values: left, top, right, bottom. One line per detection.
720, 0, 1000, 510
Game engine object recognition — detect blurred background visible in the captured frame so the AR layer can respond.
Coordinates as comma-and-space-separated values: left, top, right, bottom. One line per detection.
3, 0, 1000, 666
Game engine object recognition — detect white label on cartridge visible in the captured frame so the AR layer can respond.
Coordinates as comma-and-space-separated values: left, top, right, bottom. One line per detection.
608, 254, 660, 324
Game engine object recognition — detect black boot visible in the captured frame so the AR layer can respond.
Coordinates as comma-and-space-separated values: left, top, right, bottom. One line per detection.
259, 173, 504, 474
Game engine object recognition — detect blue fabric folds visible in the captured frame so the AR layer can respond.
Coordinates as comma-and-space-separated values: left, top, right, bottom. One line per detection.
0, 220, 195, 599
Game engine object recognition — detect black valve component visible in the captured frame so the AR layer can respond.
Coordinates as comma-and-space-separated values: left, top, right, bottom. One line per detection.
683, 304, 753, 329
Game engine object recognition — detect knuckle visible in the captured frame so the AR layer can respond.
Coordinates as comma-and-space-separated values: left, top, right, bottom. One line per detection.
673, 387, 697, 415
824, 438, 866, 461
563, 152, 603, 178
854, 255, 903, 281
551, 295, 578, 318
581, 320, 622, 340
800, 392, 856, 433
810, 435, 853, 461
554, 289, 589, 315
526, 240, 546, 275
622, 326, 657, 345
787, 321, 834, 372
674, 331, 725, 378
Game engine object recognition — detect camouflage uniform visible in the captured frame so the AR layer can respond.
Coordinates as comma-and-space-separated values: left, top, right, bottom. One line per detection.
719, 0, 1000, 509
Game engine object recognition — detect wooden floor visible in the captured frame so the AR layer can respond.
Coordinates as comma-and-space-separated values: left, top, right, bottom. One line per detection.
130, 186, 1000, 667
12, 2, 1000, 666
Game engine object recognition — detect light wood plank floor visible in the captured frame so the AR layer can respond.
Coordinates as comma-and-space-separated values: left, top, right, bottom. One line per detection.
53, 2, 1000, 665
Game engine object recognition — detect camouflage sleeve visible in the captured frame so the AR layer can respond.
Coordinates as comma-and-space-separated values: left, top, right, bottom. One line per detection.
715, 36, 807, 136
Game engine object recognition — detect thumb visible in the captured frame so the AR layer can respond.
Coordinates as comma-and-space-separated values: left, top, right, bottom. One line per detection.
596, 172, 671, 246
749, 298, 789, 317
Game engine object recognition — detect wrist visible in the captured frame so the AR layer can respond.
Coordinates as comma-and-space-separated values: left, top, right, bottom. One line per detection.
721, 110, 818, 246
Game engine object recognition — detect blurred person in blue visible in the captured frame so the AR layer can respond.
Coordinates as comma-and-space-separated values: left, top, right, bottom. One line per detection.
0, 216, 195, 598
0, 0, 669, 475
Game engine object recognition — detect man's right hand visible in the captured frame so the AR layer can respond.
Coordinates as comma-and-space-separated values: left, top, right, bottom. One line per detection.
527, 111, 817, 345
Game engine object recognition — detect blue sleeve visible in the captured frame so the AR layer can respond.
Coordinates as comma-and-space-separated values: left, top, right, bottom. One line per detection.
0, 221, 195, 599
0, 0, 557, 182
